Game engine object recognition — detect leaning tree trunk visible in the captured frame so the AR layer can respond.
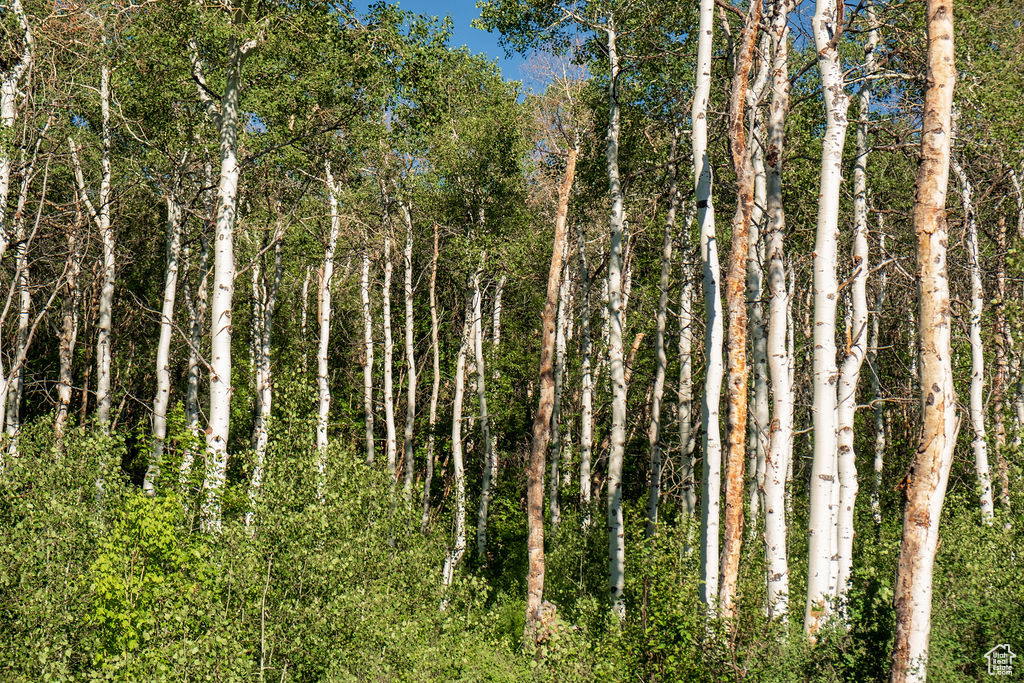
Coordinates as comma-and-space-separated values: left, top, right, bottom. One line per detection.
144, 194, 185, 495
525, 147, 577, 634
951, 155, 994, 523
804, 0, 850, 638
421, 222, 441, 533
694, 0, 725, 611
891, 2, 957, 679
646, 127, 680, 538
762, 0, 794, 622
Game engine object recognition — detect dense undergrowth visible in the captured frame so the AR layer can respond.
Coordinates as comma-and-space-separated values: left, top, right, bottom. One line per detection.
1, 415, 1021, 681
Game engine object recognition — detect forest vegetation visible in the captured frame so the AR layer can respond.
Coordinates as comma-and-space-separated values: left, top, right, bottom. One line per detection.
1, 0, 1023, 680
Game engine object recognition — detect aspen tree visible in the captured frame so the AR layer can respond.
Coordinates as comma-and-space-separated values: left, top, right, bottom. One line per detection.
144, 193, 185, 495
694, 0, 725, 610
318, 166, 342, 477
835, 0, 879, 603
646, 127, 680, 537
526, 147, 577, 633
399, 198, 417, 501
474, 260, 497, 559
382, 229, 397, 485
421, 223, 441, 533
578, 227, 594, 523
869, 228, 888, 527
56, 207, 84, 440
678, 204, 697, 517
763, 0, 794, 621
193, 23, 263, 533
951, 155, 994, 522
604, 20, 629, 619
720, 0, 761, 622
805, 0, 850, 637
361, 224, 376, 465
891, 0, 958, 677
549, 241, 570, 528
181, 236, 210, 492
0, 0, 32, 264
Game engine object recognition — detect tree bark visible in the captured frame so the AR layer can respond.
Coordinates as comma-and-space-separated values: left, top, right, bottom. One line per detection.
144, 194, 185, 495
549, 240, 570, 529
646, 128, 680, 538
317, 166, 342, 480
421, 222, 441, 533
578, 226, 594, 526
361, 224, 376, 466
694, 0, 725, 611
719, 0, 761, 623
474, 260, 497, 560
525, 147, 577, 633
399, 198, 417, 501
805, 0, 850, 638
891, 2, 957, 678
951, 155, 994, 523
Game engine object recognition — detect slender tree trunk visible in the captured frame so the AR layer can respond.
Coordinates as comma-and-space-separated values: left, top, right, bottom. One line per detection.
525, 147, 577, 633
604, 22, 629, 619
678, 204, 697, 517
247, 234, 281, 526
646, 128, 680, 538
144, 194, 185, 495
361, 224, 376, 465
869, 230, 888, 527
300, 264, 312, 372
549, 241, 570, 528
951, 155, 994, 523
835, 1, 878, 603
4, 214, 31, 446
421, 222, 441, 533
719, 0, 761, 622
762, 0, 794, 622
94, 65, 114, 432
0, 0, 32, 264
578, 227, 594, 525
805, 0, 850, 638
181, 235, 210, 491
474, 260, 497, 559
694, 0, 725, 611
891, 2, 957, 678
55, 213, 83, 440
382, 216, 398, 485
746, 34, 771, 535
201, 49, 245, 533
992, 214, 1010, 515
399, 199, 417, 501
442, 279, 474, 591
317, 166, 342, 480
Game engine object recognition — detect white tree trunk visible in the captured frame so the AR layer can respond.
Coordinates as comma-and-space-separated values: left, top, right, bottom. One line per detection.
492, 274, 506, 345
694, 0, 725, 611
647, 128, 679, 537
804, 0, 850, 638
835, 2, 878, 603
678, 205, 697, 517
746, 36, 771, 534
952, 155, 995, 523
549, 241, 570, 528
605, 22, 628, 619
300, 264, 312, 372
200, 48, 247, 532
442, 282, 473, 589
94, 65, 114, 431
762, 0, 793, 622
399, 199, 418, 501
474, 261, 497, 559
869, 231, 888, 527
382, 229, 398, 484
421, 223, 441, 532
0, 0, 32, 264
317, 167, 342, 477
578, 228, 594, 524
56, 215, 83, 440
144, 195, 184, 495
181, 236, 210, 491
361, 225, 376, 465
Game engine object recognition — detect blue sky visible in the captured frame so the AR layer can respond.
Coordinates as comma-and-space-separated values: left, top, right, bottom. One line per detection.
353, 1, 526, 82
